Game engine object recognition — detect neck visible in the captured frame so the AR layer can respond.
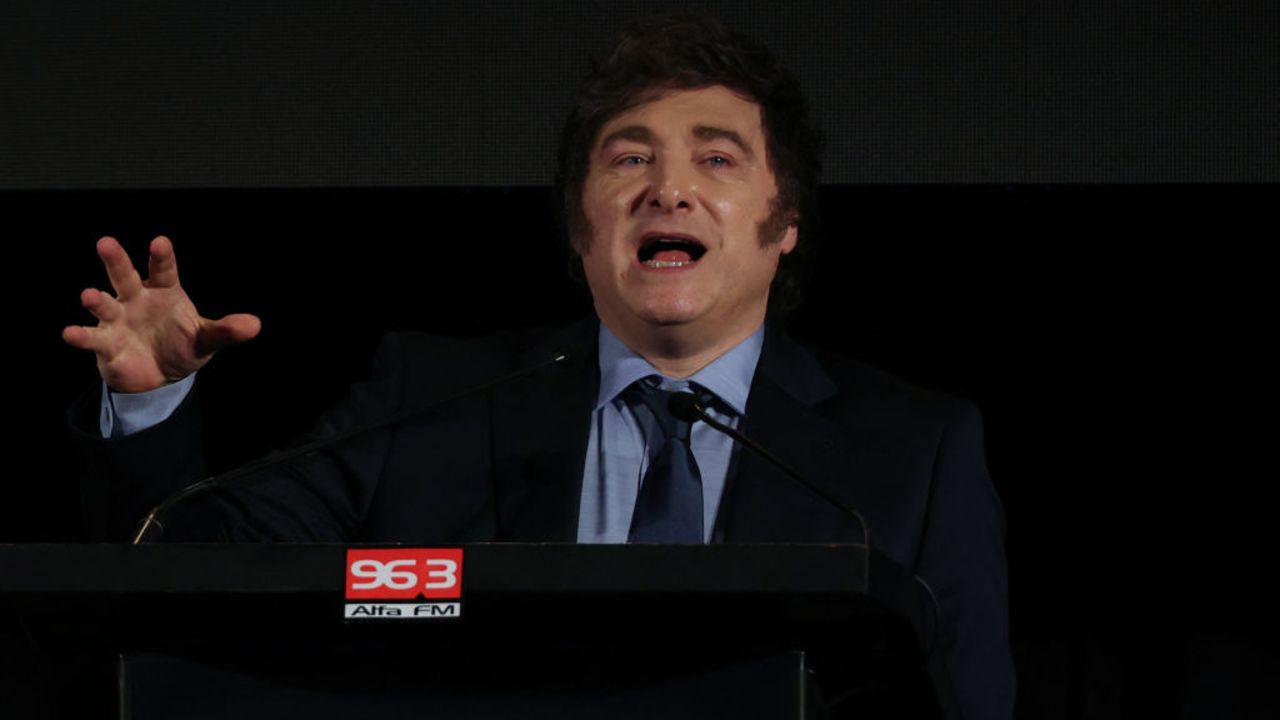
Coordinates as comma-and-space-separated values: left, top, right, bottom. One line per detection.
599, 314, 765, 380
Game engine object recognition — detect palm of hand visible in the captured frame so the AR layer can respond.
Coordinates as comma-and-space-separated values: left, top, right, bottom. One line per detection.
95, 281, 207, 392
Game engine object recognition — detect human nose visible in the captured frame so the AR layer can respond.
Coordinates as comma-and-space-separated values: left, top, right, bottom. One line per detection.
643, 159, 697, 213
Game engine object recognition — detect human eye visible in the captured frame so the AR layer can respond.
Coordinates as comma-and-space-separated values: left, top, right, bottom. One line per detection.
614, 154, 649, 166
703, 153, 734, 168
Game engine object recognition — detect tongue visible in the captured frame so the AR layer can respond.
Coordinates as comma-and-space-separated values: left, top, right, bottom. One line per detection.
652, 249, 694, 263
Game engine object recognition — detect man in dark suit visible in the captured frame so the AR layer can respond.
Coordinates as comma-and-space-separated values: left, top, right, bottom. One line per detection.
65, 13, 1013, 719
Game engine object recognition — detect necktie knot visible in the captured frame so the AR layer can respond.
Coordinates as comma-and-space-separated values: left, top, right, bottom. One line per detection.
625, 380, 694, 442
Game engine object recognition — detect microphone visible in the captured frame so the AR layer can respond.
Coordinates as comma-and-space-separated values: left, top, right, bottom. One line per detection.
667, 393, 871, 549
669, 395, 948, 657
131, 344, 581, 544
675, 394, 947, 666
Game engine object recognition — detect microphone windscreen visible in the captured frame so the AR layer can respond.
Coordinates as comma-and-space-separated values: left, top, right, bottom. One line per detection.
667, 392, 701, 422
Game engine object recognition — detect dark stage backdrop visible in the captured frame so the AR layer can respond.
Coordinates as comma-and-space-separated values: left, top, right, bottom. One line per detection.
2, 1, 1276, 188
3, 1, 1276, 718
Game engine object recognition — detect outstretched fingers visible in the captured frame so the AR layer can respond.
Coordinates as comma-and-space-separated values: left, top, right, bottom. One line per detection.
80, 287, 123, 323
195, 313, 262, 357
61, 324, 103, 352
68, 235, 260, 391
96, 236, 144, 301
145, 235, 180, 289
62, 288, 122, 352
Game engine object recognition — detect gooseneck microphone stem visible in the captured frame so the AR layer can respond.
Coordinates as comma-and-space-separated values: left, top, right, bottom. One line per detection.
131, 347, 578, 545
668, 393, 872, 550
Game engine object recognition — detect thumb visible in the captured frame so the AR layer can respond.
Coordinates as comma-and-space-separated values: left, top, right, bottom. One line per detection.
195, 313, 262, 357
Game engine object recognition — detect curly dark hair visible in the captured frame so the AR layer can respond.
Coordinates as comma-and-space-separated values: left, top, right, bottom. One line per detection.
555, 12, 822, 314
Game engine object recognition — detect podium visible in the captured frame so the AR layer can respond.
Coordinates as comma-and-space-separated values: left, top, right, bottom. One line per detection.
1, 544, 953, 719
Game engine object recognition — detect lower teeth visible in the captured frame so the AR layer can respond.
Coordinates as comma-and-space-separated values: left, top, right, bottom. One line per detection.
644, 260, 692, 268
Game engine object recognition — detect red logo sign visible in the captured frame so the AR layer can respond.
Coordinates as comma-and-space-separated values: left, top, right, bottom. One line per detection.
345, 548, 463, 600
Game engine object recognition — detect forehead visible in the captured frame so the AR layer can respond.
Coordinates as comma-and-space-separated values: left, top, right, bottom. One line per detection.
594, 85, 766, 148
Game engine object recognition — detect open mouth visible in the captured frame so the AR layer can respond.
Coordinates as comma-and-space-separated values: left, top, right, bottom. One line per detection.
637, 234, 707, 268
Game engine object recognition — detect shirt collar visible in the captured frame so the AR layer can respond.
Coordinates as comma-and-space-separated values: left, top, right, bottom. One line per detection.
594, 322, 764, 416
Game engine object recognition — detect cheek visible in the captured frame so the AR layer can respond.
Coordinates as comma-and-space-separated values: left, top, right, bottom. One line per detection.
577, 251, 610, 296
609, 186, 643, 222
580, 244, 628, 287
714, 185, 769, 233
709, 196, 735, 219
582, 191, 632, 240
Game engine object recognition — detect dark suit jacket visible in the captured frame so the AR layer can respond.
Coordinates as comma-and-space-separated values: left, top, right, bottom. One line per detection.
74, 317, 1014, 719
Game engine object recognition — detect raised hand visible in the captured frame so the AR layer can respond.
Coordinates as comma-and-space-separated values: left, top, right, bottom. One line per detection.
63, 236, 261, 393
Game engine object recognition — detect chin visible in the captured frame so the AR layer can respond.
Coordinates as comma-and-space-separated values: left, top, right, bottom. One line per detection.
634, 296, 706, 328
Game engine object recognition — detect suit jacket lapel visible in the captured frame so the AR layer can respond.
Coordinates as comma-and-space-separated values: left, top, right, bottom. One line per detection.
715, 326, 867, 543
490, 318, 599, 542
486, 320, 870, 544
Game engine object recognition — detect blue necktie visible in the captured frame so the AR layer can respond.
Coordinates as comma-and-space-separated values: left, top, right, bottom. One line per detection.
626, 379, 705, 544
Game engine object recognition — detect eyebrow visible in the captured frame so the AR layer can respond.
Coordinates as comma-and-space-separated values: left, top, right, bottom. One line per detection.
692, 125, 754, 160
598, 125, 653, 150
597, 124, 756, 160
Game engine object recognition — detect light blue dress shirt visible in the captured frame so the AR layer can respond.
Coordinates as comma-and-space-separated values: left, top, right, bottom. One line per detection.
99, 374, 195, 439
101, 323, 764, 543
576, 324, 761, 544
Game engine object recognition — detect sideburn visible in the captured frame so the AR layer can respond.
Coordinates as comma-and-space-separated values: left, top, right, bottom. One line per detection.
756, 197, 796, 247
